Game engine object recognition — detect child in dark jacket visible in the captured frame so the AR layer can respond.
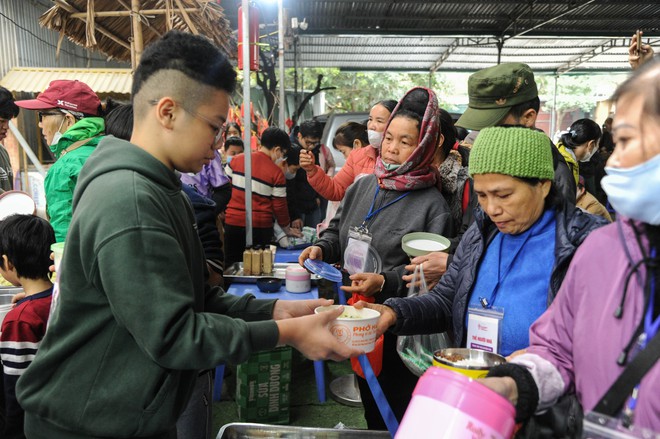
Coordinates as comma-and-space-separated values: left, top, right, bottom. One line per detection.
0, 214, 55, 439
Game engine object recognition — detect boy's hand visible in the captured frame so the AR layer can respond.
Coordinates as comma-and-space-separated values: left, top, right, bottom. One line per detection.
276, 308, 363, 361
272, 298, 334, 320
282, 225, 302, 238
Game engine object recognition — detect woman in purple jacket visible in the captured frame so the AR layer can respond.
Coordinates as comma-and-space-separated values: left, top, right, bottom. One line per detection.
483, 59, 660, 433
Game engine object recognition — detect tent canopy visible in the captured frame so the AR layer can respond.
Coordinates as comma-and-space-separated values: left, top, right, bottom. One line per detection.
222, 0, 660, 74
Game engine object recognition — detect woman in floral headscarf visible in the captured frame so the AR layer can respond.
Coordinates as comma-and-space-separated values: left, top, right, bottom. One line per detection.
300, 87, 455, 429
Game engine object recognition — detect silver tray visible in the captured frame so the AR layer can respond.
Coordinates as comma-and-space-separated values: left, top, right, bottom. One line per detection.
225, 263, 320, 283
216, 422, 390, 438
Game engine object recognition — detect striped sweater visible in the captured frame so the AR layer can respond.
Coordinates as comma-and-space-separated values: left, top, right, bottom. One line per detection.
225, 151, 291, 229
1, 287, 52, 438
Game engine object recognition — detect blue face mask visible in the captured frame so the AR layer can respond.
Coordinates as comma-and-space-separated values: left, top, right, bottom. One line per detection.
601, 153, 660, 225
383, 162, 401, 171
226, 155, 233, 164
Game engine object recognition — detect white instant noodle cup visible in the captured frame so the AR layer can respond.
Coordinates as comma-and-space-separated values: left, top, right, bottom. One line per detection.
315, 305, 380, 352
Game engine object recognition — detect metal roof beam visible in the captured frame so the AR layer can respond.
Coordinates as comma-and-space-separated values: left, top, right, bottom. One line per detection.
430, 38, 460, 73
555, 37, 659, 74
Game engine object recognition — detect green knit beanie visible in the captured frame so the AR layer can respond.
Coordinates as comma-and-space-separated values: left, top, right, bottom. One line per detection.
469, 127, 555, 180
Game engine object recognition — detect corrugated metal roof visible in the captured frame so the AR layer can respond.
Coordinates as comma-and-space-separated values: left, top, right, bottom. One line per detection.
0, 67, 132, 95
222, 1, 660, 74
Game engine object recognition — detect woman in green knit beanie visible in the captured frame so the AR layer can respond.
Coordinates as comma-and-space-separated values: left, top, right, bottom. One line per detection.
360, 125, 607, 368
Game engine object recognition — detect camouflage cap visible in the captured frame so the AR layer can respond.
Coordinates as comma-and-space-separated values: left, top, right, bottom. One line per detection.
456, 63, 538, 131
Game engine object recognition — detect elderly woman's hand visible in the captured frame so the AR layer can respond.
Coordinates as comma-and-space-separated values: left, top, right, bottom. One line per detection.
298, 245, 323, 266
477, 377, 519, 405
340, 273, 385, 297
403, 252, 448, 290
353, 300, 397, 337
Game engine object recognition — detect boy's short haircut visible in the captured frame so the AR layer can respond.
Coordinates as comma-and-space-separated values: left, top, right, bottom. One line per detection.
0, 214, 55, 280
224, 136, 244, 151
299, 120, 323, 139
261, 127, 291, 153
0, 86, 20, 120
131, 31, 236, 115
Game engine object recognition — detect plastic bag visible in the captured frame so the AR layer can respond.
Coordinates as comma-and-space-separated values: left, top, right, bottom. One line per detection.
396, 264, 452, 376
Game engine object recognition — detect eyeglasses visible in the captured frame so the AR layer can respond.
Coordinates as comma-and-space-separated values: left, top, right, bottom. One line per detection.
38, 111, 64, 122
148, 99, 226, 145
180, 106, 225, 145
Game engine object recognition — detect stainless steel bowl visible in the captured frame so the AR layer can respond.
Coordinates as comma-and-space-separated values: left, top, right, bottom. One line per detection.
433, 348, 506, 374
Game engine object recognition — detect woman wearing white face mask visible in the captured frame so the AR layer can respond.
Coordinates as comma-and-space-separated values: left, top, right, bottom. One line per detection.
480, 60, 660, 435
15, 79, 104, 243
556, 118, 602, 187
300, 99, 397, 202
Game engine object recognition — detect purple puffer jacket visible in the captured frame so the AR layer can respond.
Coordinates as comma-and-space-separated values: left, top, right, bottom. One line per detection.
511, 218, 660, 431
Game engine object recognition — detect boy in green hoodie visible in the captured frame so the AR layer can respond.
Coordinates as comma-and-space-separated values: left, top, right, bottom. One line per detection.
16, 31, 357, 439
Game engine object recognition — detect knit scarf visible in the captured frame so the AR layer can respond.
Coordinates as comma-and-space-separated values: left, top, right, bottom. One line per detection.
374, 87, 440, 191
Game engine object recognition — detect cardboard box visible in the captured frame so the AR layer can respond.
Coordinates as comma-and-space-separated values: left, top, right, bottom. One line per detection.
236, 346, 292, 424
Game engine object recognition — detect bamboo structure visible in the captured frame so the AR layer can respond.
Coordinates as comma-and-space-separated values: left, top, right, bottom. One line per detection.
39, 0, 236, 69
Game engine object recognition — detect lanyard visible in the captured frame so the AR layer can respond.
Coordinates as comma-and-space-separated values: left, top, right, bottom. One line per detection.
361, 186, 410, 228
479, 231, 534, 309
623, 249, 658, 425
644, 256, 659, 342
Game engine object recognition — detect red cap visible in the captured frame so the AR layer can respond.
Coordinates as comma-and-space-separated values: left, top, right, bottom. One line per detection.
15, 80, 101, 116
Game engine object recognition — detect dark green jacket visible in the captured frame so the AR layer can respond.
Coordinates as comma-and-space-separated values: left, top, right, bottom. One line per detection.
17, 136, 279, 438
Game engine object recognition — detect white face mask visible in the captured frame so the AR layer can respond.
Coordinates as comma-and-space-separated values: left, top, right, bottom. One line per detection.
285, 170, 297, 180
274, 156, 285, 165
50, 117, 66, 146
368, 130, 383, 148
579, 143, 597, 162
602, 153, 660, 225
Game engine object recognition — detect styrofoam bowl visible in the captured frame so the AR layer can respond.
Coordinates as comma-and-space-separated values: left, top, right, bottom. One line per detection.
315, 305, 380, 352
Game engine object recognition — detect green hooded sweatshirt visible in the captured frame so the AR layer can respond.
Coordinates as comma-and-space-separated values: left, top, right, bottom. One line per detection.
45, 117, 105, 242
17, 136, 280, 438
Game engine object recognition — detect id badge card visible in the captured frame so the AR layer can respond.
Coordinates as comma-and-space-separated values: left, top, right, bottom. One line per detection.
466, 306, 504, 354
344, 226, 372, 275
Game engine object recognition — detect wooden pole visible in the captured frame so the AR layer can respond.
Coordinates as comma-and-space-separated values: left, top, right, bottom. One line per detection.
165, 0, 172, 31
174, 0, 199, 35
131, 0, 144, 68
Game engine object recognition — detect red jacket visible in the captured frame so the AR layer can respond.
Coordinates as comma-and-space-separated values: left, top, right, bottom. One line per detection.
307, 146, 377, 201
225, 151, 290, 228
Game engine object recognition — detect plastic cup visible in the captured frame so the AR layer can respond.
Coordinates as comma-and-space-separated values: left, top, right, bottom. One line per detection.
51, 242, 65, 273
315, 305, 380, 352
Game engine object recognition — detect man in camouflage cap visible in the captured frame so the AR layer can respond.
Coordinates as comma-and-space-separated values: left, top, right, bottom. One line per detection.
456, 63, 576, 203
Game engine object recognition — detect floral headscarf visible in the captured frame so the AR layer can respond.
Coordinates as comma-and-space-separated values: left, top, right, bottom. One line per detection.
374, 87, 440, 191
